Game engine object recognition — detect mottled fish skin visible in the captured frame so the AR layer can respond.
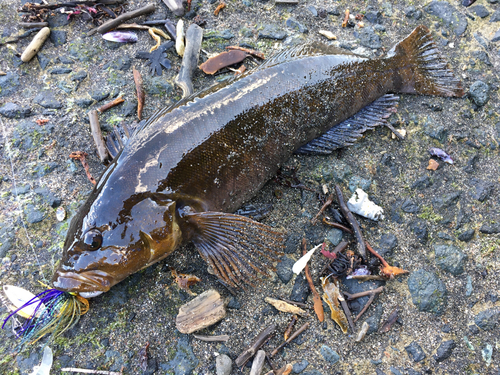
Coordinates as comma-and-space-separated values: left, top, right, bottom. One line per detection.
51, 26, 464, 294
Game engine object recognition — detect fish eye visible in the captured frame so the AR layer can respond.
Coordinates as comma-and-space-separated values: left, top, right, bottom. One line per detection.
82, 229, 103, 251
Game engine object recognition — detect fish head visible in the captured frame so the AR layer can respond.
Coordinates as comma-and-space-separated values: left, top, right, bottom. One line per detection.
51, 192, 183, 297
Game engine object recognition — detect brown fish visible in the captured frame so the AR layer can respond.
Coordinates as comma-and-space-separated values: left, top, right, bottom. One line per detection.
51, 26, 463, 298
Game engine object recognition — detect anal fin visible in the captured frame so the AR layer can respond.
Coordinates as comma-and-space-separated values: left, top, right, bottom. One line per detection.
186, 212, 285, 288
295, 94, 399, 155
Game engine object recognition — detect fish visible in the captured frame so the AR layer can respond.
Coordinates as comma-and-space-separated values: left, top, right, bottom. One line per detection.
51, 25, 463, 298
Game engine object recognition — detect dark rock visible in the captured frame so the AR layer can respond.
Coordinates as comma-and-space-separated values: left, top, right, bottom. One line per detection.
58, 56, 74, 64
375, 370, 387, 375
374, 24, 386, 32
457, 229, 475, 242
468, 324, 480, 334
469, 81, 490, 106
70, 71, 88, 81
24, 204, 45, 224
12, 184, 30, 195
463, 154, 478, 173
276, 256, 294, 284
161, 335, 198, 374
0, 72, 20, 97
326, 228, 343, 246
408, 269, 447, 315
103, 56, 132, 71
320, 345, 340, 364
434, 244, 467, 275
390, 367, 403, 375
364, 303, 383, 335
474, 308, 500, 330
289, 274, 310, 303
424, 121, 447, 143
0, 103, 31, 119
75, 98, 93, 108
184, 10, 197, 19
411, 175, 431, 190
302, 371, 323, 375
33, 91, 63, 109
292, 359, 309, 373
409, 220, 428, 243
405, 342, 426, 362
37, 53, 51, 70
402, 199, 420, 214
121, 100, 137, 117
472, 179, 494, 202
432, 191, 460, 210
227, 297, 240, 309
471, 50, 491, 66
343, 278, 385, 315
470, 5, 490, 18
145, 77, 174, 96
90, 90, 110, 102
359, 27, 381, 49
365, 9, 382, 24
204, 29, 234, 40
306, 6, 318, 17
486, 292, 498, 303
327, 8, 340, 16
348, 175, 371, 192
258, 25, 287, 40
17, 352, 40, 375
50, 30, 67, 46
378, 233, 398, 256
437, 232, 453, 241
405, 6, 417, 17
50, 67, 72, 75
425, 1, 468, 36
491, 9, 500, 22
47, 13, 70, 28
34, 162, 59, 177
286, 17, 308, 33
480, 223, 500, 234
34, 187, 61, 208
434, 340, 456, 362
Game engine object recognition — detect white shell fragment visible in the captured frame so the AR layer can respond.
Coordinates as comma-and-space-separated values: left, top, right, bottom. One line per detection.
318, 30, 337, 40
56, 206, 66, 221
3, 285, 45, 319
355, 321, 370, 342
347, 189, 385, 221
292, 243, 322, 275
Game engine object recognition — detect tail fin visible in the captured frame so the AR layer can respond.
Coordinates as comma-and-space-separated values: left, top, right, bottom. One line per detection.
389, 25, 464, 97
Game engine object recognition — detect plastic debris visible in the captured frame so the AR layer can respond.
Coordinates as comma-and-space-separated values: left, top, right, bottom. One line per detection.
102, 31, 138, 43
429, 147, 453, 164
347, 189, 384, 221
292, 243, 322, 274
30, 346, 53, 375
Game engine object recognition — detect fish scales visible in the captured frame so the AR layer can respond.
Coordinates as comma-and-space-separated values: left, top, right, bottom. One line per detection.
52, 26, 463, 295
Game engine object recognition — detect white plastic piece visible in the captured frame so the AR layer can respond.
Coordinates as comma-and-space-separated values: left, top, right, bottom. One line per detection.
347, 189, 384, 221
30, 346, 53, 375
3, 285, 45, 319
292, 243, 322, 275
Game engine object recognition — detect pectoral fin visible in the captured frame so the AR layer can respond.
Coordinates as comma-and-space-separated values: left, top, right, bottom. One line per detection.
186, 212, 285, 288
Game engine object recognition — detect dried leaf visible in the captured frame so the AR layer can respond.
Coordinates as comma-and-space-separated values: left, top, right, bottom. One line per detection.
427, 158, 439, 170
264, 297, 308, 316
321, 277, 348, 333
199, 50, 248, 75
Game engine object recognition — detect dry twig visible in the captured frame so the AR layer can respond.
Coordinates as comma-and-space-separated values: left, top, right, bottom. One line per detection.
302, 238, 324, 322
69, 151, 96, 185
335, 185, 366, 259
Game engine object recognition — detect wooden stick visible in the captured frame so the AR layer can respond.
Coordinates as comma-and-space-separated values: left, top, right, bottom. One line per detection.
335, 185, 366, 259
133, 67, 145, 120
344, 286, 384, 301
88, 110, 110, 164
311, 193, 334, 225
338, 292, 355, 332
21, 0, 124, 10
88, 4, 155, 36
277, 298, 309, 309
175, 24, 203, 98
270, 322, 309, 357
235, 324, 276, 367
97, 96, 124, 113
193, 334, 229, 342
322, 218, 353, 234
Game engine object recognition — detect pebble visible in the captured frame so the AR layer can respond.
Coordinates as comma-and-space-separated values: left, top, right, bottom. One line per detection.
70, 71, 88, 81
0, 72, 20, 97
433, 244, 467, 276
292, 359, 309, 373
411, 175, 431, 190
407, 269, 447, 315
215, 354, 232, 375
364, 303, 383, 335
320, 345, 340, 364
121, 100, 137, 117
37, 53, 51, 70
306, 6, 318, 17
161, 335, 199, 374
471, 178, 494, 202
0, 103, 31, 119
326, 228, 343, 246
276, 256, 294, 284
405, 342, 426, 362
359, 27, 381, 49
289, 274, 310, 303
227, 296, 241, 309
490, 9, 500, 22
457, 229, 475, 242
47, 13, 70, 28
390, 367, 403, 375
286, 17, 308, 33
258, 24, 287, 40
470, 5, 490, 18
432, 191, 461, 211
348, 175, 371, 192
90, 90, 110, 102
469, 80, 490, 106
75, 98, 94, 108
401, 199, 420, 214
50, 67, 72, 74
465, 275, 473, 296
425, 1, 468, 36
365, 8, 382, 24
24, 204, 45, 224
33, 91, 63, 109
409, 220, 428, 243
35, 187, 61, 207
50, 30, 67, 46
434, 340, 456, 362
343, 279, 385, 315
474, 308, 500, 331
480, 222, 500, 234
482, 344, 493, 366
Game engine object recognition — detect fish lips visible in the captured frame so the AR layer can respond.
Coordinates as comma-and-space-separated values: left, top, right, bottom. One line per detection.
51, 270, 113, 295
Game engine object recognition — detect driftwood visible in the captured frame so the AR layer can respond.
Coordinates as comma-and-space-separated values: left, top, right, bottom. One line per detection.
88, 4, 155, 35
175, 290, 226, 334
88, 110, 111, 164
175, 24, 203, 98
235, 324, 276, 367
21, 27, 50, 62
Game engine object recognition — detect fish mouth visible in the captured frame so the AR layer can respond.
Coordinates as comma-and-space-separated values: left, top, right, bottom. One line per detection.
51, 270, 113, 294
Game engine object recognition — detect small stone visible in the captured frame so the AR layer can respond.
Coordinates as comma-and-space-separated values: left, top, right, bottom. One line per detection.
482, 344, 493, 366
24, 204, 45, 224
465, 275, 473, 296
0, 103, 31, 119
472, 179, 494, 202
292, 359, 309, 373
469, 324, 480, 335
34, 187, 61, 207
480, 223, 500, 234
424, 120, 447, 143
469, 81, 490, 106
50, 30, 67, 46
359, 27, 381, 49
425, 1, 468, 36
276, 256, 294, 284
408, 269, 447, 315
258, 24, 287, 40
409, 220, 428, 243
434, 244, 467, 276
0, 72, 20, 97
441, 324, 451, 333
402, 199, 420, 214
365, 9, 382, 24
50, 67, 72, 75
390, 367, 403, 375
121, 101, 137, 117
37, 53, 51, 70
474, 308, 500, 331
470, 5, 490, 18
348, 176, 371, 192
463, 154, 478, 173
432, 191, 461, 210
405, 342, 426, 362
434, 340, 456, 362
306, 6, 318, 17
320, 345, 340, 364
411, 175, 431, 190
490, 9, 500, 22
90, 90, 110, 102
227, 297, 240, 309
33, 91, 63, 109
215, 354, 232, 375
326, 228, 343, 246
289, 274, 310, 303
75, 98, 93, 108
286, 17, 308, 33
457, 229, 474, 242
47, 13, 70, 28
471, 50, 491, 66
364, 303, 383, 335
34, 162, 59, 177
70, 71, 87, 81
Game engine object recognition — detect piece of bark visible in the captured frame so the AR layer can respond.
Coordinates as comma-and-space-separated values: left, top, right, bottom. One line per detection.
249, 350, 266, 375
87, 4, 155, 36
199, 50, 248, 75
21, 27, 50, 62
133, 67, 145, 120
175, 24, 203, 98
235, 324, 277, 367
88, 110, 111, 164
264, 297, 308, 316
175, 290, 226, 334
162, 0, 185, 16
